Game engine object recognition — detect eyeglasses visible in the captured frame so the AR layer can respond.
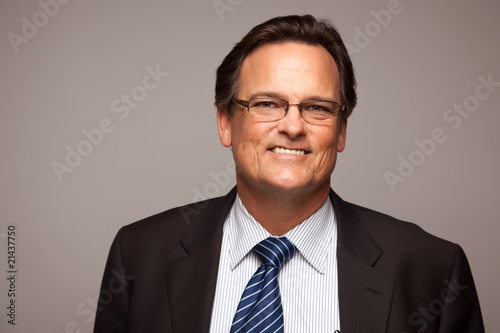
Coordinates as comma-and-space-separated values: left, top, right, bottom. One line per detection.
232, 97, 344, 124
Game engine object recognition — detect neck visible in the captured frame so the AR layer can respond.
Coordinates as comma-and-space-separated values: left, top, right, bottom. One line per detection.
237, 181, 331, 236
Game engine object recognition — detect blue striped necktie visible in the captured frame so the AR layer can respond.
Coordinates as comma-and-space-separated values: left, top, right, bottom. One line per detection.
230, 237, 296, 333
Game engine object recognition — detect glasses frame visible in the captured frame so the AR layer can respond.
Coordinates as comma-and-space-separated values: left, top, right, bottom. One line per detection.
231, 97, 344, 123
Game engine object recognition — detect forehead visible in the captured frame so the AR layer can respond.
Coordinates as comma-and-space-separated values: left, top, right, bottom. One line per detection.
238, 42, 340, 99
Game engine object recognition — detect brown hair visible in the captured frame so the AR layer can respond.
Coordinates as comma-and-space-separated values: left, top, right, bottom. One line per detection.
214, 14, 357, 123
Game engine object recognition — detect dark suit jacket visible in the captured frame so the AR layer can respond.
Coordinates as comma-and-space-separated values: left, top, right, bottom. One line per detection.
94, 187, 484, 332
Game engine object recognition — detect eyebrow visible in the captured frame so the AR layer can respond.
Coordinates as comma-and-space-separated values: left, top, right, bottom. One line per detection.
248, 91, 337, 102
248, 91, 285, 99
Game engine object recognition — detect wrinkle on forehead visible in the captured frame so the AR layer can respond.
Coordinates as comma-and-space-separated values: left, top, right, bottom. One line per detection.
239, 42, 340, 102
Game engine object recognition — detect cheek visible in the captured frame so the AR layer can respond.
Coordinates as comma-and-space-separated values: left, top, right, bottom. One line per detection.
229, 116, 246, 149
314, 129, 341, 165
238, 119, 272, 146
316, 127, 339, 150
230, 119, 267, 166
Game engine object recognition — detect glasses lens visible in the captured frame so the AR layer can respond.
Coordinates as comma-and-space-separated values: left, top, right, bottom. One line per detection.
301, 101, 339, 123
248, 98, 286, 121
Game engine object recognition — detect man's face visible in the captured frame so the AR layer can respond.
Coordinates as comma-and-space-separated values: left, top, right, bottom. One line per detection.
217, 42, 347, 197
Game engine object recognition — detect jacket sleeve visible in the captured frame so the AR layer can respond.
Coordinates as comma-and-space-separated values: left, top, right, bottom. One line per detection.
93, 228, 133, 333
438, 245, 484, 333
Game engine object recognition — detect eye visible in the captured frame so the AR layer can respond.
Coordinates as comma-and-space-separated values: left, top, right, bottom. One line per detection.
251, 99, 280, 109
255, 101, 276, 108
249, 98, 287, 111
303, 103, 333, 113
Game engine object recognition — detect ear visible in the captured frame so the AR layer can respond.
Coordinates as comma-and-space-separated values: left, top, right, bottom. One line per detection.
217, 106, 232, 147
337, 119, 347, 152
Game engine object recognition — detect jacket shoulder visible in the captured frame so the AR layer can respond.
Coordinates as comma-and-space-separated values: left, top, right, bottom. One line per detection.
339, 198, 465, 279
119, 189, 234, 240
348, 201, 456, 252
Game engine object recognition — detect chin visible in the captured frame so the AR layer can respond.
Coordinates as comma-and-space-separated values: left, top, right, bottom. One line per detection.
263, 176, 316, 194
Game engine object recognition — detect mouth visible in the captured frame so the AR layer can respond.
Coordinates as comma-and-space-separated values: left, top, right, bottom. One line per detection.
269, 147, 309, 156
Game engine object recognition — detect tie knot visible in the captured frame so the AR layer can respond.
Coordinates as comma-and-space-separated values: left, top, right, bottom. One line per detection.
253, 237, 296, 270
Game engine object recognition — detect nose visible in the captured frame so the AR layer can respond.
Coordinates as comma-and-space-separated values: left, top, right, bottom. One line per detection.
276, 104, 306, 138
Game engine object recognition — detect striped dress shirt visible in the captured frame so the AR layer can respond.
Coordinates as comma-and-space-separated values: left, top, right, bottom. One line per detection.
209, 195, 340, 332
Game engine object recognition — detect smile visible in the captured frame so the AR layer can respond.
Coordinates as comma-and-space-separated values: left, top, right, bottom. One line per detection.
270, 147, 307, 155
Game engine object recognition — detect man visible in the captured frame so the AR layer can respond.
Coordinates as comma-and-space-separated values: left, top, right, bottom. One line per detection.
94, 15, 484, 332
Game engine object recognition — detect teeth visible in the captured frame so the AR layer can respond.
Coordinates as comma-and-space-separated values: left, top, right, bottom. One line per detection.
271, 147, 306, 155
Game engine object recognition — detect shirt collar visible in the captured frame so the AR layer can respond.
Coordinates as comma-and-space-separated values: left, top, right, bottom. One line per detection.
226, 195, 336, 274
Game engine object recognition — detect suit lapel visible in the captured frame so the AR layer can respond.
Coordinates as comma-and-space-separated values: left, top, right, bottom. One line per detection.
166, 188, 237, 333
331, 190, 395, 333
165, 188, 394, 332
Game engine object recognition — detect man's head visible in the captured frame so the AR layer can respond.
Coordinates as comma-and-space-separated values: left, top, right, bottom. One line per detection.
215, 14, 357, 123
215, 15, 357, 204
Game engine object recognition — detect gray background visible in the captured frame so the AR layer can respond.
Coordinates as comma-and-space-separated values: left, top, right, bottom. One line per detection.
1, 0, 498, 331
